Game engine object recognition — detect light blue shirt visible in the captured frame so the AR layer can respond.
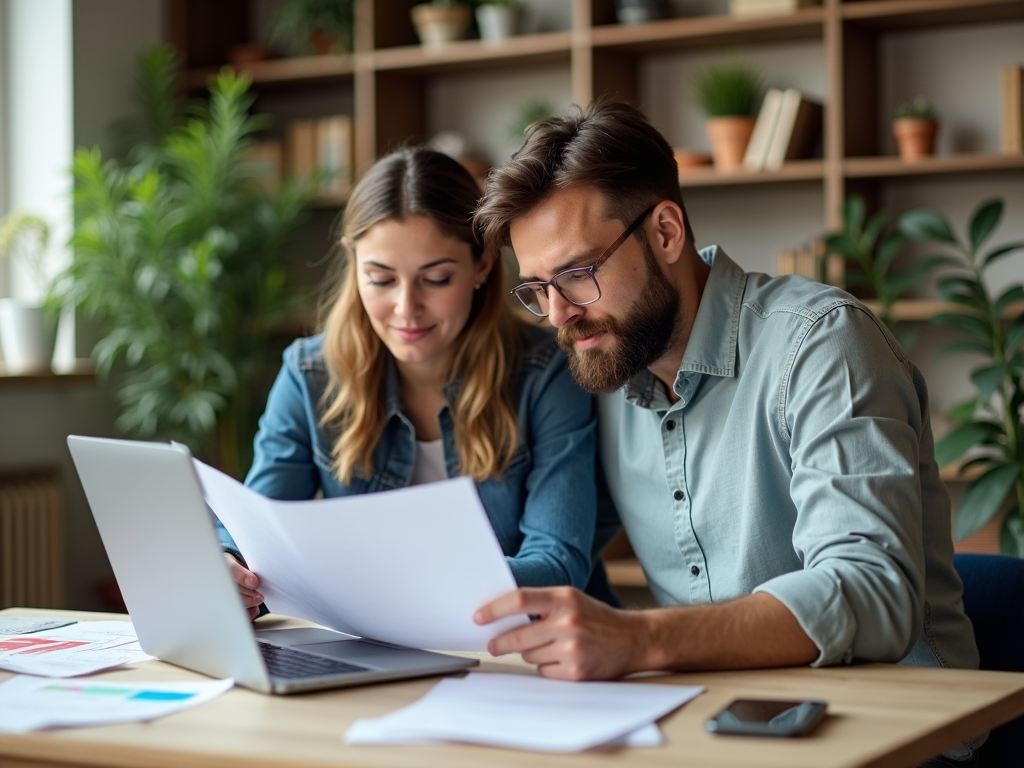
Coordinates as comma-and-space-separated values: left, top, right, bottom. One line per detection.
598, 247, 979, 676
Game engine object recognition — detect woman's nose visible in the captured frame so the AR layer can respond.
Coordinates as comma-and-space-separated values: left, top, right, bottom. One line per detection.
394, 283, 422, 318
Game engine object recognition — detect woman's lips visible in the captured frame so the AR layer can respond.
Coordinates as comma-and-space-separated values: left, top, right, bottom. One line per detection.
394, 326, 434, 342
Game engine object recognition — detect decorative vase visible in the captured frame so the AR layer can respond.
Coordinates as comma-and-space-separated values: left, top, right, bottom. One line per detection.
706, 116, 756, 170
411, 4, 472, 48
476, 5, 522, 43
893, 118, 939, 160
616, 0, 669, 24
0, 299, 57, 374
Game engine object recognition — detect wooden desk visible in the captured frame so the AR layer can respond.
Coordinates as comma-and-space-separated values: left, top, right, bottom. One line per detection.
2, 608, 1023, 768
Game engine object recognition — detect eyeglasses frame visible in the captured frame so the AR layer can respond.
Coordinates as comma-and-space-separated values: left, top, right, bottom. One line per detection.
509, 205, 657, 318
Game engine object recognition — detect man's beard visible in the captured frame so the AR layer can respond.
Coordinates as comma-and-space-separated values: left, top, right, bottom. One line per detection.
556, 240, 680, 394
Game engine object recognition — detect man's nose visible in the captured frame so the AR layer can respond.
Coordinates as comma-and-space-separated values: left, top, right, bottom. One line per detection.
546, 289, 582, 329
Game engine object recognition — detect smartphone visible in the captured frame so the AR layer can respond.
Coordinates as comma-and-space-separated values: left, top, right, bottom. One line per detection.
705, 698, 827, 737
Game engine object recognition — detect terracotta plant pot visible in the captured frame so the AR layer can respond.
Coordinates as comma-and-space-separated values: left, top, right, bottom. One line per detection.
893, 118, 939, 160
706, 116, 756, 170
411, 4, 472, 48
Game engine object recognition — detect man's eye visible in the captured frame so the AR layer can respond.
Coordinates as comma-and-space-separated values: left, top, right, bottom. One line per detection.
562, 271, 590, 283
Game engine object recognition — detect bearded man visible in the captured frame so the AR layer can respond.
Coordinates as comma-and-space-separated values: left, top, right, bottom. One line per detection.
472, 100, 981, 768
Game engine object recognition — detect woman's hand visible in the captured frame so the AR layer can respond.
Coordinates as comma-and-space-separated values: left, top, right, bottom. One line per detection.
224, 553, 264, 621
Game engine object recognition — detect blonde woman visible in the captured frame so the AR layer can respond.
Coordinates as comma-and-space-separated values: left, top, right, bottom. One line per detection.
219, 148, 604, 619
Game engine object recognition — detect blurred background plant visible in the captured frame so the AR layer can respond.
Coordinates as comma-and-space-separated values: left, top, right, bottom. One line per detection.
269, 0, 356, 55
58, 45, 312, 477
505, 97, 555, 150
690, 62, 764, 118
823, 194, 947, 350
0, 212, 51, 299
900, 199, 1024, 555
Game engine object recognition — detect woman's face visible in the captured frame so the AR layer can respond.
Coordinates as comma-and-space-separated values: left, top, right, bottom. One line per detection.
354, 215, 491, 375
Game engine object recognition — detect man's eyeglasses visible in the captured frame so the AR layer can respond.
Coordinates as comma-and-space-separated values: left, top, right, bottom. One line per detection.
510, 205, 655, 318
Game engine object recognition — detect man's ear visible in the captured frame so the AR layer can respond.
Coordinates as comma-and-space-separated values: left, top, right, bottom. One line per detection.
651, 202, 687, 266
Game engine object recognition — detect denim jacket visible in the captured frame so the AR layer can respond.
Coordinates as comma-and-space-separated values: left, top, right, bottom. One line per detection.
217, 326, 598, 590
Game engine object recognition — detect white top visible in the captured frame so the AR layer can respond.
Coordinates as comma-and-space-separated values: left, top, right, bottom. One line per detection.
410, 439, 447, 486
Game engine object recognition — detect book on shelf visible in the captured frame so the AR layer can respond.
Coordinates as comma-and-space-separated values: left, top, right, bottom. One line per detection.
285, 116, 354, 200
776, 240, 842, 287
730, 0, 819, 19
764, 89, 823, 171
1001, 64, 1024, 154
743, 88, 784, 171
245, 140, 283, 194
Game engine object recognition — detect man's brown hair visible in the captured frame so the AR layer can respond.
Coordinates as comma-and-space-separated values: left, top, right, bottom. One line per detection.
474, 99, 693, 255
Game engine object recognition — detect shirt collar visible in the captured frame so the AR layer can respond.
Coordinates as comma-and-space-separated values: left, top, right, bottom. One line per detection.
382, 353, 458, 419
623, 244, 746, 409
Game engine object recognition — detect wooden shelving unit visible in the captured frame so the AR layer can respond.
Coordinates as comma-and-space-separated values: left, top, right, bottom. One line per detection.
862, 299, 1024, 322
0, 361, 96, 391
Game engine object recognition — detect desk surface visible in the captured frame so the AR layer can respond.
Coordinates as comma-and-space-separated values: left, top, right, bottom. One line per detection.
2, 608, 1023, 768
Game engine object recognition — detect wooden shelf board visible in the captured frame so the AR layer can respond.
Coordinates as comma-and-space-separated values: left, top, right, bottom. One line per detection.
844, 153, 1024, 179
603, 558, 649, 588
370, 32, 572, 76
185, 55, 355, 91
678, 160, 824, 188
0, 361, 96, 390
592, 9, 825, 53
861, 299, 1024, 321
842, 0, 1024, 30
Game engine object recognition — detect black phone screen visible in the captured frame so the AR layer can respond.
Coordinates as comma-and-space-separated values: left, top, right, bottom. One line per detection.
706, 698, 827, 737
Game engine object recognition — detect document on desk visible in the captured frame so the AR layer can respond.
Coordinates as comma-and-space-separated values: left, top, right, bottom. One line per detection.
0, 675, 233, 733
194, 461, 528, 651
344, 673, 705, 752
0, 621, 154, 677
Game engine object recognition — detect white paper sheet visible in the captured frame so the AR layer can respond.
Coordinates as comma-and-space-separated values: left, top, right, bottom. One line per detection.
0, 621, 154, 677
194, 461, 528, 651
0, 675, 233, 733
344, 673, 704, 752
0, 618, 76, 635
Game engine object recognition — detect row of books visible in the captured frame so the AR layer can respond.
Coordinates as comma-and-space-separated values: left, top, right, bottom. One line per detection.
776, 240, 844, 287
743, 88, 823, 171
1002, 65, 1024, 154
245, 115, 354, 201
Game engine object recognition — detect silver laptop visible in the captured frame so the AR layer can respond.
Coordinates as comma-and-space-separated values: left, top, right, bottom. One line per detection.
67, 435, 477, 694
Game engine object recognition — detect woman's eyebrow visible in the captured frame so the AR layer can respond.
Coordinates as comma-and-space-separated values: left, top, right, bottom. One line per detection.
361, 258, 459, 271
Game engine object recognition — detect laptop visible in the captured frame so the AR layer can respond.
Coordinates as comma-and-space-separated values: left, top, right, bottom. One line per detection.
67, 435, 477, 694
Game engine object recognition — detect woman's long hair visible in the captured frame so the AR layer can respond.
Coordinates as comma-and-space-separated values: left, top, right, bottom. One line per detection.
320, 148, 523, 483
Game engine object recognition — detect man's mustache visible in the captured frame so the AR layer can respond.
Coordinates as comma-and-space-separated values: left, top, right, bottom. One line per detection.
556, 319, 620, 349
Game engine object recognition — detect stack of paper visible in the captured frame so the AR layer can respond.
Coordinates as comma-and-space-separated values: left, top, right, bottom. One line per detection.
0, 621, 153, 677
345, 673, 704, 752
0, 675, 232, 733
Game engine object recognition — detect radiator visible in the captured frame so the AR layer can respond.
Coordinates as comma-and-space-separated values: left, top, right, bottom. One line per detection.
0, 468, 65, 609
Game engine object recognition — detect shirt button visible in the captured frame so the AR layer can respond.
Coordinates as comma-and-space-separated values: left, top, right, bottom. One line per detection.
666, 420, 676, 431
690, 565, 700, 577
673, 489, 684, 501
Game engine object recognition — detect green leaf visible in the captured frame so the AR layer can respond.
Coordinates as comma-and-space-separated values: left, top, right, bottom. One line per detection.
823, 234, 857, 259
968, 199, 1002, 253
1005, 314, 1024, 355
843, 195, 865, 236
860, 208, 891, 253
899, 208, 957, 244
875, 232, 905, 273
955, 462, 1021, 540
982, 241, 1024, 269
970, 362, 1009, 404
931, 312, 993, 342
994, 285, 1024, 316
935, 421, 1002, 466
1000, 509, 1024, 557
936, 339, 992, 357
948, 398, 979, 426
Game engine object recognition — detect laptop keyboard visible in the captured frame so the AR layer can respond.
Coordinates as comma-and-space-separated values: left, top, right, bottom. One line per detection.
257, 641, 372, 679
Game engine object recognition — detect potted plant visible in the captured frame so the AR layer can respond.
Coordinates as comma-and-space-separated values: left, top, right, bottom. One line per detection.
58, 46, 311, 477
269, 0, 355, 56
616, 0, 669, 24
476, 0, 523, 43
0, 212, 57, 373
893, 96, 939, 160
411, 0, 473, 48
899, 199, 1024, 555
691, 63, 764, 170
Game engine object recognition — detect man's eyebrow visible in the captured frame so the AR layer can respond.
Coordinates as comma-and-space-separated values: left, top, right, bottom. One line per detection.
362, 258, 459, 271
518, 248, 603, 283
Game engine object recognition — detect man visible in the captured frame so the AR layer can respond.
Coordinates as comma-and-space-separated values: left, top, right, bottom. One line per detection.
472, 100, 980, 766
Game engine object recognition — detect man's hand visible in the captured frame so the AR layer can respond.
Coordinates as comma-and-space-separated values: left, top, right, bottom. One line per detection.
224, 553, 264, 621
473, 587, 651, 680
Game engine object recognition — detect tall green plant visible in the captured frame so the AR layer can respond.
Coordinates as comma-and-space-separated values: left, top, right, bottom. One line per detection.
900, 200, 1024, 555
60, 46, 310, 477
823, 195, 946, 348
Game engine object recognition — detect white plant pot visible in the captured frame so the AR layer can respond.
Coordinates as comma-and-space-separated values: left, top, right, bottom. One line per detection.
476, 5, 521, 43
0, 299, 57, 374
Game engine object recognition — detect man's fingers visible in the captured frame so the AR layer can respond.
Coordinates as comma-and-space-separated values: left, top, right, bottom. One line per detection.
223, 553, 260, 589
474, 586, 571, 626
238, 586, 265, 608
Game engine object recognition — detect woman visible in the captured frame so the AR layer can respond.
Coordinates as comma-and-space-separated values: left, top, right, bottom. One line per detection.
220, 147, 600, 619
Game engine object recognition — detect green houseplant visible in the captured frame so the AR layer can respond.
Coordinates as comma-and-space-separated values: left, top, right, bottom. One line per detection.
60, 46, 311, 477
690, 63, 764, 170
0, 212, 58, 373
823, 194, 947, 349
899, 199, 1024, 555
270, 0, 355, 55
893, 96, 939, 160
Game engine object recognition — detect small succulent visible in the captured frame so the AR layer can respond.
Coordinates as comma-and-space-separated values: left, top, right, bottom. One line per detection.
895, 96, 937, 121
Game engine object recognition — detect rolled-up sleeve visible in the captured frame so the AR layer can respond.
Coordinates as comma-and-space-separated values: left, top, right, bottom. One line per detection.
753, 306, 926, 666
508, 347, 598, 591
